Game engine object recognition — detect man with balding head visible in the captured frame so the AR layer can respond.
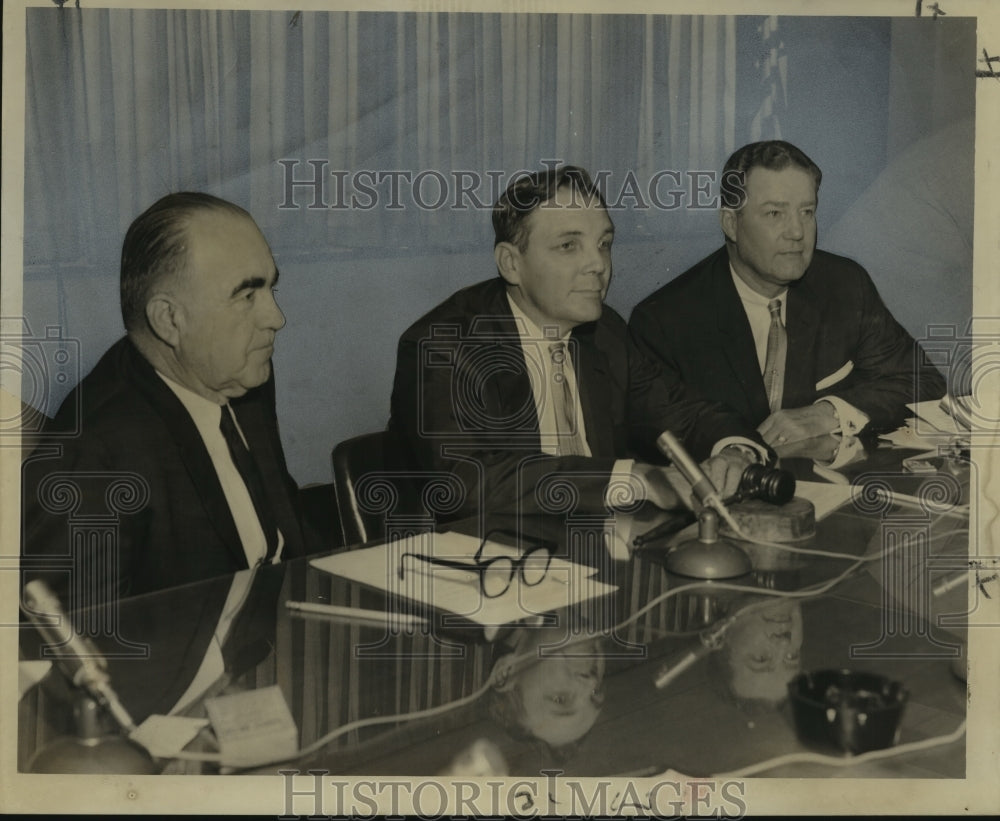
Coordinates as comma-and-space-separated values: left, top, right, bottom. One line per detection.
22, 192, 314, 600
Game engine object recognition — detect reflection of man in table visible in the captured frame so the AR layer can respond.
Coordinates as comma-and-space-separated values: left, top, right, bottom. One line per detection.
716, 597, 803, 709
488, 625, 607, 756
22, 192, 316, 600
390, 165, 767, 522
629, 140, 946, 449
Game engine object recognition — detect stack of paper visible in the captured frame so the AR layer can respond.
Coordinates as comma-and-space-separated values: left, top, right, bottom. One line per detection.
906, 395, 973, 437
310, 531, 616, 630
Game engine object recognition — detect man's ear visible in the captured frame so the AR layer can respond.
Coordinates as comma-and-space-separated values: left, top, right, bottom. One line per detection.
145, 294, 182, 348
494, 242, 521, 287
720, 208, 738, 244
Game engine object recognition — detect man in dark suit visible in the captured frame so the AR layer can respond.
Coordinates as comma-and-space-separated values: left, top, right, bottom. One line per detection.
629, 140, 947, 449
390, 166, 766, 523
22, 192, 314, 601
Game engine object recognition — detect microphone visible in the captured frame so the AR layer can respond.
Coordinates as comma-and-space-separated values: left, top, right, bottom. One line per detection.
656, 431, 741, 533
22, 580, 137, 733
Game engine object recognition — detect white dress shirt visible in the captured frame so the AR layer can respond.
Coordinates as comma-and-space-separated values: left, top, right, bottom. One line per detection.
505, 294, 592, 457
157, 372, 283, 568
155, 374, 285, 718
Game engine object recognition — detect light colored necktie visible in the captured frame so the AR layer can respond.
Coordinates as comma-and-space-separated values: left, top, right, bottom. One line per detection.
764, 298, 787, 413
550, 342, 586, 456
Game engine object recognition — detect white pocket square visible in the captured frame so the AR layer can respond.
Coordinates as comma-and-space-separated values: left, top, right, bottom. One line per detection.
816, 360, 854, 391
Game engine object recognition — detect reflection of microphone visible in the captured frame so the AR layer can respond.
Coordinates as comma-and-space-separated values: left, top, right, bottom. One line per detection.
656, 431, 741, 533
653, 643, 714, 689
22, 580, 137, 733
653, 618, 732, 690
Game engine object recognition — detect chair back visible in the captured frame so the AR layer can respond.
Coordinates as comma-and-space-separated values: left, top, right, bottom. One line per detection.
331, 430, 426, 546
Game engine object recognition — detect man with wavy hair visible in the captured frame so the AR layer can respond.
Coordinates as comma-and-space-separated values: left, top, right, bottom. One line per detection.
390, 165, 767, 523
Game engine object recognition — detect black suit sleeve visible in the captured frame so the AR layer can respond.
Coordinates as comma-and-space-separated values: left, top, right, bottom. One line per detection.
818, 267, 947, 431
389, 331, 619, 522
625, 323, 763, 464
21, 430, 153, 604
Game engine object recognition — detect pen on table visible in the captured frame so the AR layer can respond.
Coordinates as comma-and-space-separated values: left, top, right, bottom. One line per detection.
285, 600, 428, 627
632, 514, 693, 548
401, 562, 480, 587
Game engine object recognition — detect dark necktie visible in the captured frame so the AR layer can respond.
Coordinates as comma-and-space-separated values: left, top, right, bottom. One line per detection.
219, 405, 278, 564
550, 342, 586, 456
764, 298, 787, 413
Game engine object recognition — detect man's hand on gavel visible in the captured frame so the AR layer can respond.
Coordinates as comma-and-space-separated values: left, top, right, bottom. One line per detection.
631, 450, 748, 513
702, 449, 751, 501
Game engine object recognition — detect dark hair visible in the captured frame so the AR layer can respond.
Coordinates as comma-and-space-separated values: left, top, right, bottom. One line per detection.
492, 165, 607, 252
720, 140, 822, 210
120, 192, 251, 332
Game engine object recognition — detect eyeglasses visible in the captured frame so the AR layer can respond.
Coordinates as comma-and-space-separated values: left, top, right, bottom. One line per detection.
397, 529, 553, 599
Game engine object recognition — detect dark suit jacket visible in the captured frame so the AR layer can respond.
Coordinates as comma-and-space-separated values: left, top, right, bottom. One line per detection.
389, 278, 757, 520
629, 247, 947, 433
21, 337, 312, 600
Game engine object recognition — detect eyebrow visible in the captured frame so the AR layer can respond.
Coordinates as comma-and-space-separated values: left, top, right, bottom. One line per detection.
759, 199, 816, 208
553, 228, 615, 239
230, 268, 280, 298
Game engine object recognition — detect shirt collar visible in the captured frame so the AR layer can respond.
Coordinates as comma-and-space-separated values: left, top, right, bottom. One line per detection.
157, 370, 226, 429
729, 263, 787, 308
505, 292, 571, 346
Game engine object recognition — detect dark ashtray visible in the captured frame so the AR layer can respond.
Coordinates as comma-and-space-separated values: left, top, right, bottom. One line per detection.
787, 669, 909, 755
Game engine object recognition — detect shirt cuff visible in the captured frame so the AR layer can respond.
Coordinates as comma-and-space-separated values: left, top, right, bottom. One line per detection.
815, 397, 869, 436
605, 458, 637, 508
816, 434, 865, 471
711, 437, 768, 464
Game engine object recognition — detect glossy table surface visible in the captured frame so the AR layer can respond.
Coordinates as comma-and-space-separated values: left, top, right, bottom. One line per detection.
19, 435, 977, 780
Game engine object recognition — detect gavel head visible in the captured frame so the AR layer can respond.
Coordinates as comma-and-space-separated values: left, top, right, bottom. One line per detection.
736, 463, 796, 505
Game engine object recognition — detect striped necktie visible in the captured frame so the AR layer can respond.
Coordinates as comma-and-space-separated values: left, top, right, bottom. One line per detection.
764, 298, 787, 413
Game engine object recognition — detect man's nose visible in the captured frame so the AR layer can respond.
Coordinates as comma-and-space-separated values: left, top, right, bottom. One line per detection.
261, 290, 286, 331
582, 243, 610, 275
784, 213, 805, 240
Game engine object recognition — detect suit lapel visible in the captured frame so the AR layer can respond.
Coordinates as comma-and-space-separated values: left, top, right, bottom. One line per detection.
477, 283, 542, 442
122, 341, 248, 569
783, 279, 821, 408
712, 261, 771, 421
572, 328, 615, 458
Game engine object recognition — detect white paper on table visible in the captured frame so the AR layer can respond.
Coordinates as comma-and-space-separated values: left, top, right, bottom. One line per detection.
130, 714, 209, 758
18, 660, 51, 700
310, 531, 615, 629
906, 398, 968, 436
794, 481, 856, 521
879, 423, 953, 450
